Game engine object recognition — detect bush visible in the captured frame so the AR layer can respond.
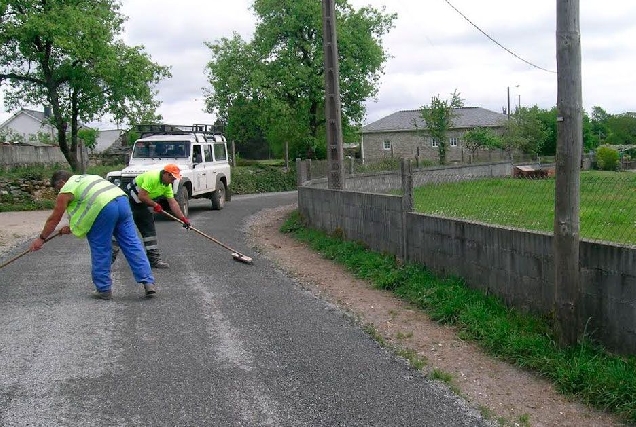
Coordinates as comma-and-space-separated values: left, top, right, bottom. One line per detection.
230, 164, 297, 195
596, 145, 620, 171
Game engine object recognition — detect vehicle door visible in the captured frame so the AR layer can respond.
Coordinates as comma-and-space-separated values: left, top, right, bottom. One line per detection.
191, 144, 208, 192
201, 143, 217, 190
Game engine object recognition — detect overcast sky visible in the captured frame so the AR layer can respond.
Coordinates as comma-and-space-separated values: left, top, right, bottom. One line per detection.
2, 0, 634, 129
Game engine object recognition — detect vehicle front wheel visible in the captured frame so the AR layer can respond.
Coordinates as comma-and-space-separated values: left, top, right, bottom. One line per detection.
211, 184, 226, 210
176, 185, 189, 217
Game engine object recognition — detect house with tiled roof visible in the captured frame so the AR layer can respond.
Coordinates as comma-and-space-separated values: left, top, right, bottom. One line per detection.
0, 108, 123, 153
0, 107, 57, 145
361, 107, 508, 163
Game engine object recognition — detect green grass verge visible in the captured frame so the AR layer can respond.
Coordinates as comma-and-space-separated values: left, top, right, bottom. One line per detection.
280, 210, 636, 423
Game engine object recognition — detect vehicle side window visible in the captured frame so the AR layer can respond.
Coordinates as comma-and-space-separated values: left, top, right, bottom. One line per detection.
203, 144, 213, 162
214, 143, 227, 161
192, 145, 203, 163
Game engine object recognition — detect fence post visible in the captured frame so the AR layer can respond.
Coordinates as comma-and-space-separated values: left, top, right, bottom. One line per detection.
296, 158, 308, 186
401, 158, 413, 263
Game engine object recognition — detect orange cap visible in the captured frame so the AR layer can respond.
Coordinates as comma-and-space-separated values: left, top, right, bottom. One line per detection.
163, 164, 182, 179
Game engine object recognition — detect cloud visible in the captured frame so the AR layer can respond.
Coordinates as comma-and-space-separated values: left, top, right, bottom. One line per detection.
1, 0, 634, 129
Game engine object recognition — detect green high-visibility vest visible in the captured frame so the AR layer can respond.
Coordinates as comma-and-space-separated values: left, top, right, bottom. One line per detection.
60, 175, 125, 237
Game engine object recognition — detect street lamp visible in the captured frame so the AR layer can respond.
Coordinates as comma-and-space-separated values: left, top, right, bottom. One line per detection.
507, 85, 520, 118
506, 84, 519, 117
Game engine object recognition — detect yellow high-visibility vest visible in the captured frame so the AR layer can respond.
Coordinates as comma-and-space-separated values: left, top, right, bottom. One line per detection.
60, 175, 125, 237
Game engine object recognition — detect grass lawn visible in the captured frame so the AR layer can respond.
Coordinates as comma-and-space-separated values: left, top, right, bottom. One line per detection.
413, 170, 636, 245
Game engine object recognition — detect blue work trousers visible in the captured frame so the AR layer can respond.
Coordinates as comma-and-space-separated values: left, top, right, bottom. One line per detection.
87, 196, 154, 292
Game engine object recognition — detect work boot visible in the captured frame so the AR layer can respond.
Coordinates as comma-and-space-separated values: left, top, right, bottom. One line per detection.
151, 260, 169, 269
147, 249, 169, 269
143, 284, 157, 298
92, 290, 112, 300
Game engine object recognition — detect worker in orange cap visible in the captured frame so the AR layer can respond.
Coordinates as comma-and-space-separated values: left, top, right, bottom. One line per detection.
112, 164, 190, 268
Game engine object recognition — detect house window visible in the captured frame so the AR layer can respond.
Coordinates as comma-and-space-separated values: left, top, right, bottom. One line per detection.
449, 137, 459, 147
431, 138, 439, 148
383, 140, 391, 150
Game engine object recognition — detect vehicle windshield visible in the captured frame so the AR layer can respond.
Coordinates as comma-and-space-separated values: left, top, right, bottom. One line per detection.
132, 141, 190, 159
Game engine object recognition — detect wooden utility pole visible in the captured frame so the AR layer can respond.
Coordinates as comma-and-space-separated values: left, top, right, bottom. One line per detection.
554, 0, 583, 347
322, 0, 345, 189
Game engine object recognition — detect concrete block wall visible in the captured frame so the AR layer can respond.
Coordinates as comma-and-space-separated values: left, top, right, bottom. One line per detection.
405, 214, 555, 314
301, 161, 515, 194
579, 241, 636, 353
0, 144, 67, 168
298, 187, 403, 256
298, 182, 636, 355
411, 162, 513, 186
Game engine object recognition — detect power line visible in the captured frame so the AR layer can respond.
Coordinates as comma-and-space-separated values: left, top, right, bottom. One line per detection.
442, 0, 556, 74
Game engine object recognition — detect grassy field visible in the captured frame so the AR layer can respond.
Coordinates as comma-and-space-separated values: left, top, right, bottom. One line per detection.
413, 170, 636, 245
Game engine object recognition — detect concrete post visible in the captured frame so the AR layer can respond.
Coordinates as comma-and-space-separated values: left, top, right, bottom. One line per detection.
296, 158, 307, 187
401, 158, 413, 263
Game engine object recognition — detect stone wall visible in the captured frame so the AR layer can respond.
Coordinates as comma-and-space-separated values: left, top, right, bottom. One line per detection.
0, 177, 55, 207
362, 130, 510, 163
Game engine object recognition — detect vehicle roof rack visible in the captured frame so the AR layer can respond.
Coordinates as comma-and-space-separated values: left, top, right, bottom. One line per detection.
133, 123, 225, 139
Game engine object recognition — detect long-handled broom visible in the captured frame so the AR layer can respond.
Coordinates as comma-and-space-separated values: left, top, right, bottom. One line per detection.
161, 211, 253, 264
0, 230, 62, 270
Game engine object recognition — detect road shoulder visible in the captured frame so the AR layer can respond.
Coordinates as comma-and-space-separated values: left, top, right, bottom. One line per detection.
246, 204, 623, 427
0, 210, 53, 257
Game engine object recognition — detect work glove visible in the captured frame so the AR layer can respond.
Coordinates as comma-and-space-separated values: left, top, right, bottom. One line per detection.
180, 216, 191, 230
153, 203, 163, 213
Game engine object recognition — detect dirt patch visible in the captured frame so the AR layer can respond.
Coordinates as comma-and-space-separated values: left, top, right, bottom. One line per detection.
0, 210, 52, 258
246, 204, 626, 427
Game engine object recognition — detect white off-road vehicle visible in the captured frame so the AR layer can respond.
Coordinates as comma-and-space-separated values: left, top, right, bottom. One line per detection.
106, 124, 231, 216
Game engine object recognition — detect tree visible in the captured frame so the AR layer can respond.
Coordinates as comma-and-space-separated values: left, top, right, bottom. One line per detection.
606, 113, 636, 145
462, 127, 501, 163
78, 128, 99, 152
590, 106, 610, 146
204, 0, 396, 159
535, 107, 558, 156
502, 106, 548, 159
0, 0, 170, 171
419, 90, 463, 165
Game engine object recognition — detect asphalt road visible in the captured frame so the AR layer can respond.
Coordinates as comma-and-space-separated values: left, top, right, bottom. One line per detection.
0, 192, 491, 426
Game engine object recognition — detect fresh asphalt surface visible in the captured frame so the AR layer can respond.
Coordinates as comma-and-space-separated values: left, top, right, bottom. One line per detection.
0, 192, 491, 426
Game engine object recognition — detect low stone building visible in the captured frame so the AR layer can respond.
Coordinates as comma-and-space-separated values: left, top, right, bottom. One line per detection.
361, 107, 508, 163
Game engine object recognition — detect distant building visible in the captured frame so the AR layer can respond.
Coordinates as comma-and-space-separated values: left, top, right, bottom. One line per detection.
361, 107, 508, 163
0, 108, 123, 154
0, 107, 56, 145
92, 129, 124, 154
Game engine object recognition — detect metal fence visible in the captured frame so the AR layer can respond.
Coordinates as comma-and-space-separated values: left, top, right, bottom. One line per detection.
305, 155, 557, 180
301, 157, 636, 246
412, 169, 636, 246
